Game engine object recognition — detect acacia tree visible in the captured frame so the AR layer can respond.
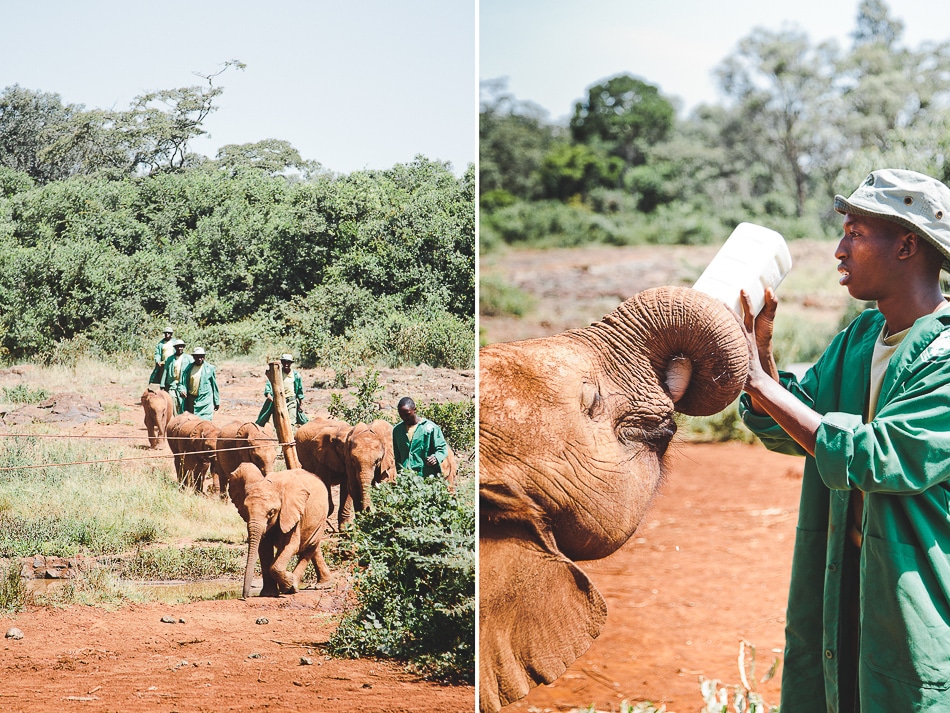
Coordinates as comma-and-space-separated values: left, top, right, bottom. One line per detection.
0, 85, 84, 183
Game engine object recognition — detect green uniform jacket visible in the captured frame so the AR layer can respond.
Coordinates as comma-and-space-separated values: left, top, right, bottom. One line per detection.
177, 361, 219, 420
160, 353, 193, 415
740, 308, 950, 712
255, 371, 308, 426
148, 337, 175, 384
392, 418, 448, 477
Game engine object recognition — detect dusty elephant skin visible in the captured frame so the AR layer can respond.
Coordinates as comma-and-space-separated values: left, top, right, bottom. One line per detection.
296, 417, 355, 527
214, 420, 277, 497
477, 286, 748, 713
166, 413, 220, 492
227, 462, 332, 599
141, 386, 174, 449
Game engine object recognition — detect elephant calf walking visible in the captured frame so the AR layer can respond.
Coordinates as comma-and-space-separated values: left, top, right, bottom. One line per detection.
228, 463, 332, 598
141, 386, 175, 449
166, 413, 219, 493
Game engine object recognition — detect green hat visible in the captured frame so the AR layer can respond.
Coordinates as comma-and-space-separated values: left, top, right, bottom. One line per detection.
834, 168, 950, 271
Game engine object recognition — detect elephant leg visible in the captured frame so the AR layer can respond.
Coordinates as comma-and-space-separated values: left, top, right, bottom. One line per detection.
270, 530, 301, 594
172, 454, 184, 483
309, 541, 332, 583
258, 537, 279, 597
338, 482, 354, 530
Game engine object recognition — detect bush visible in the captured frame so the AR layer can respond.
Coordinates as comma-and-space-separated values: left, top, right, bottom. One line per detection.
479, 275, 535, 317
326, 473, 474, 682
2, 384, 50, 404
328, 370, 384, 425
418, 400, 475, 452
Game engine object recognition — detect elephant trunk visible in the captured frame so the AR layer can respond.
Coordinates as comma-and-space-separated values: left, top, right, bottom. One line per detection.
581, 286, 748, 416
243, 521, 264, 599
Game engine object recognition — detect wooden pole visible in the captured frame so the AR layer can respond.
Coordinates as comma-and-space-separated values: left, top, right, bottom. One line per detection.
267, 361, 301, 469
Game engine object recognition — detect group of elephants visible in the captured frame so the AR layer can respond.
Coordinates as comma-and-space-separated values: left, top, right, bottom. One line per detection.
140, 387, 455, 600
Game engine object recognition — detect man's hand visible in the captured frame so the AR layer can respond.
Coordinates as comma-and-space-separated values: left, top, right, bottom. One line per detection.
425, 454, 439, 466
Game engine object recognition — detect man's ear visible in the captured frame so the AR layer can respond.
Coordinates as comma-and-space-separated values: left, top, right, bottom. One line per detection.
897, 231, 918, 258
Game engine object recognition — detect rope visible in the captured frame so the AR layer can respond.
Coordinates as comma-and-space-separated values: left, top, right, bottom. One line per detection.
0, 433, 281, 443
0, 440, 298, 472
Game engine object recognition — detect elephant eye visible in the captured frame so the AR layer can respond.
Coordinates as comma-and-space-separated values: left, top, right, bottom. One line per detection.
616, 414, 677, 456
267, 508, 278, 519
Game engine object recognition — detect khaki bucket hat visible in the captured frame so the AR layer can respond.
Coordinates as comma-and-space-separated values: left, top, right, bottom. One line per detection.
834, 168, 950, 271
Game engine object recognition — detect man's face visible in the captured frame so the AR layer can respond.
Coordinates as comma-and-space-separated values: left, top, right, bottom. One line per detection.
398, 405, 417, 425
164, 332, 173, 340
281, 361, 292, 373
193, 354, 205, 366
836, 214, 906, 302
174, 345, 185, 355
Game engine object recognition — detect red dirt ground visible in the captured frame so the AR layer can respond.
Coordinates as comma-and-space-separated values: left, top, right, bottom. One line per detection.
502, 441, 803, 713
0, 362, 476, 713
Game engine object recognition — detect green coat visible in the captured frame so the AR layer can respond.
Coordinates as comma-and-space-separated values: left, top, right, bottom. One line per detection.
148, 337, 175, 384
177, 361, 219, 420
255, 370, 308, 427
160, 353, 193, 415
392, 418, 448, 477
740, 308, 950, 712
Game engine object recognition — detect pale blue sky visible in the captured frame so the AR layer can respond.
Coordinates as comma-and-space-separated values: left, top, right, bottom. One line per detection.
0, 0, 476, 175
480, 0, 950, 123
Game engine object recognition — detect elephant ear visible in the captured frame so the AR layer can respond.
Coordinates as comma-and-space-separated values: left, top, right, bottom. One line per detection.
479, 480, 607, 712
277, 474, 311, 534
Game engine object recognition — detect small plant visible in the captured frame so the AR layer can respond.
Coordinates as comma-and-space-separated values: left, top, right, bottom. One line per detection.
699, 640, 780, 713
2, 384, 50, 404
328, 370, 384, 425
0, 560, 28, 612
120, 544, 244, 580
326, 473, 474, 682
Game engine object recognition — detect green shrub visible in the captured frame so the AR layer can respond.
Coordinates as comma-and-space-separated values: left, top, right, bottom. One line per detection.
679, 400, 755, 444
419, 400, 475, 452
0, 560, 27, 613
326, 473, 474, 682
479, 275, 535, 317
2, 384, 50, 404
328, 370, 384, 424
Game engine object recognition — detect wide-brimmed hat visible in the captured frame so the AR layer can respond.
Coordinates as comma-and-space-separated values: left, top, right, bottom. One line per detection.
192, 347, 206, 356
280, 353, 294, 362
834, 168, 950, 271
173, 339, 185, 347
163, 326, 174, 334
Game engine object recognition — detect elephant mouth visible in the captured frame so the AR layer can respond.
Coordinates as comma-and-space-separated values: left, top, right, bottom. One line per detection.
616, 414, 677, 456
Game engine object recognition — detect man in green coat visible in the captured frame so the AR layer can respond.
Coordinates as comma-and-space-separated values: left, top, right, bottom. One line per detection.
160, 339, 192, 415
177, 347, 219, 420
148, 327, 175, 385
392, 396, 448, 477
739, 169, 950, 712
255, 354, 308, 429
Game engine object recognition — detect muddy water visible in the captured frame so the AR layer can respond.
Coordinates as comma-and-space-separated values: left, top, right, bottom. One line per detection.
27, 578, 245, 603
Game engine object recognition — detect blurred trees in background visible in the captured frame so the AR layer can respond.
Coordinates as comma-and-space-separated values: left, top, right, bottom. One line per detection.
480, 0, 950, 250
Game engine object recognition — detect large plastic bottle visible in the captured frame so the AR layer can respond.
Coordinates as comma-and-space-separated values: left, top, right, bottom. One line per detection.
692, 222, 792, 316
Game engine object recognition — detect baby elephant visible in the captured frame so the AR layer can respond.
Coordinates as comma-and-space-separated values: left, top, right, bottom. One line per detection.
227, 463, 332, 599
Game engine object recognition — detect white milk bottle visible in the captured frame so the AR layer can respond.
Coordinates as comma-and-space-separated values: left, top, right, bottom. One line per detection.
692, 222, 792, 316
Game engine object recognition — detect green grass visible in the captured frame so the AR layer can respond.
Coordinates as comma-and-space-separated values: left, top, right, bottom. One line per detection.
1, 384, 50, 404
479, 274, 536, 317
0, 436, 244, 559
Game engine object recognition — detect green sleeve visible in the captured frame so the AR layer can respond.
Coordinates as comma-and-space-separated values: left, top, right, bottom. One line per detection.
177, 364, 190, 396
295, 372, 304, 401
432, 424, 448, 461
738, 370, 815, 457
816, 358, 950, 494
154, 340, 163, 365
264, 380, 273, 398
210, 367, 220, 407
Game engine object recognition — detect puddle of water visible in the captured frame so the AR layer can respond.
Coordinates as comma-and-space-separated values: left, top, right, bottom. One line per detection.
26, 578, 246, 603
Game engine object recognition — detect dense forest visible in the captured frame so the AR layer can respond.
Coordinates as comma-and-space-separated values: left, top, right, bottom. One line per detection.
480, 0, 950, 252
0, 62, 475, 370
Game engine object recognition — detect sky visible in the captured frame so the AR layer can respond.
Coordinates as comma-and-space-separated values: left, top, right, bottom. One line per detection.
480, 0, 950, 123
0, 0, 476, 175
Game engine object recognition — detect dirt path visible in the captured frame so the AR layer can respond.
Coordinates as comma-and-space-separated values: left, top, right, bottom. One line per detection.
0, 360, 476, 712
504, 442, 802, 713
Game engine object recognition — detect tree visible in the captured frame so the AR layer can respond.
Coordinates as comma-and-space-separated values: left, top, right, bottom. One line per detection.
479, 79, 558, 201
0, 85, 83, 183
715, 28, 839, 216
215, 138, 318, 177
569, 74, 675, 165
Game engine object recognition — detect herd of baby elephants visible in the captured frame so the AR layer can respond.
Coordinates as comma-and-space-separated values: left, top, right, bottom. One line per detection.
138, 384, 457, 598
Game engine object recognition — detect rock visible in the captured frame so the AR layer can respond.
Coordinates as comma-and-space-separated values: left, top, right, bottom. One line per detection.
300, 657, 313, 666
5, 628, 24, 640
255, 617, 269, 625
248, 652, 262, 659
160, 615, 177, 624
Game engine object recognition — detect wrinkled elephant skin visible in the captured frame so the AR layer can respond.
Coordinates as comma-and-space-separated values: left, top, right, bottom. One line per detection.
215, 420, 277, 497
228, 462, 332, 598
166, 413, 219, 493
478, 286, 748, 712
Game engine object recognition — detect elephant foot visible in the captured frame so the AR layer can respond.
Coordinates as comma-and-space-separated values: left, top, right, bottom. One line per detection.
258, 586, 281, 598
